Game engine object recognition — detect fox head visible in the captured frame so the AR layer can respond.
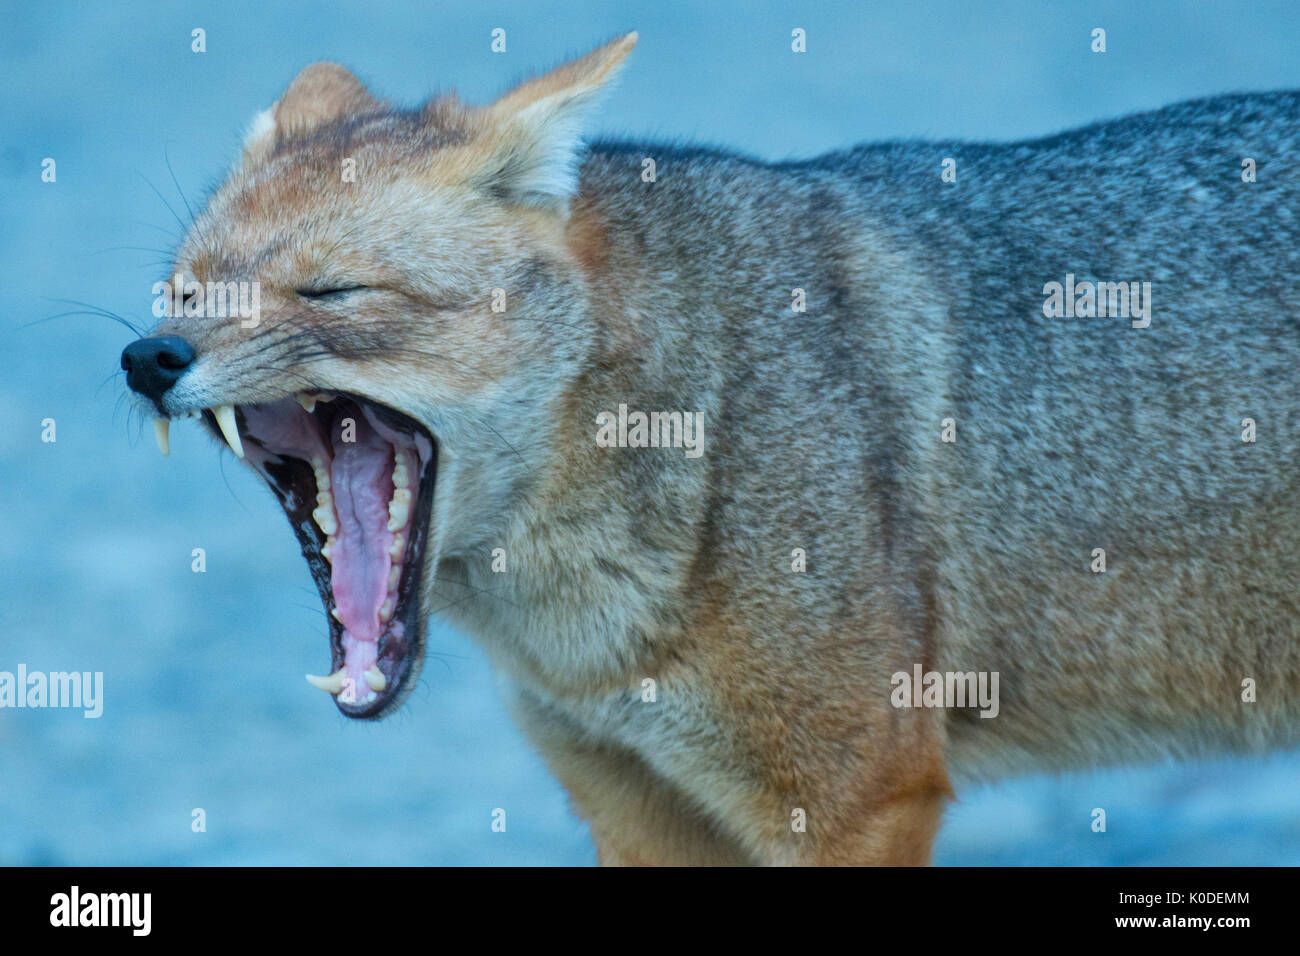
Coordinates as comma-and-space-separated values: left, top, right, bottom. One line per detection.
121, 33, 638, 717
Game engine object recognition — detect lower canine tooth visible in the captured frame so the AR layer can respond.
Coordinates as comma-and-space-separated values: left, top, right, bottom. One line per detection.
364, 665, 386, 692
330, 607, 343, 623
305, 669, 347, 694
213, 404, 244, 458
153, 417, 170, 456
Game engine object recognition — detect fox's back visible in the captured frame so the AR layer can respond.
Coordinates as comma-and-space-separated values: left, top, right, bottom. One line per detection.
585, 91, 1300, 525
838, 92, 1300, 772
576, 91, 1300, 776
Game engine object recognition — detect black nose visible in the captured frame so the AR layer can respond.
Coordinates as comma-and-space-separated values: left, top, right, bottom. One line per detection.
121, 336, 196, 404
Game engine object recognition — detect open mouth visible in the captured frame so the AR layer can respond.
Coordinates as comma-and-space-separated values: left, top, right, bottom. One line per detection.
199, 393, 437, 719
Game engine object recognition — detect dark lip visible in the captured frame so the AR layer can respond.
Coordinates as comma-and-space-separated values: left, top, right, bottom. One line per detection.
202, 396, 438, 720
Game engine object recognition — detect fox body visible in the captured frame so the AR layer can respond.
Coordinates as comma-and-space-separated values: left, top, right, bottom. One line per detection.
129, 34, 1300, 864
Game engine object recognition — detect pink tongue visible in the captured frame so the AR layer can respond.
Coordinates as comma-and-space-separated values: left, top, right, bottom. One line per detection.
329, 417, 394, 644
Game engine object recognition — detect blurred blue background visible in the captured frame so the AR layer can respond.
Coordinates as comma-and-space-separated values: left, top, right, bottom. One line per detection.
2, 0, 1298, 865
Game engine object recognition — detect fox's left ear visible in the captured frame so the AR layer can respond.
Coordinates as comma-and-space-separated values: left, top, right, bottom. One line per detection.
463, 32, 637, 212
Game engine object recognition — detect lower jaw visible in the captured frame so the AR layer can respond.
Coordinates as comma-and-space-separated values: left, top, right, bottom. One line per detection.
328, 599, 427, 719
206, 394, 438, 719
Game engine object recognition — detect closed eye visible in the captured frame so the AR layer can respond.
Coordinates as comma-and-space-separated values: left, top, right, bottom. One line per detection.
297, 284, 369, 300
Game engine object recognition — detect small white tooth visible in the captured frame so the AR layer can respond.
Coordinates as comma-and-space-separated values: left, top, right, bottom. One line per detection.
386, 499, 409, 532
213, 404, 244, 458
388, 566, 401, 590
296, 394, 317, 413
312, 457, 330, 492
391, 488, 411, 506
392, 459, 409, 489
389, 534, 405, 560
305, 669, 347, 694
312, 504, 338, 536
330, 607, 343, 623
364, 665, 386, 692
153, 417, 170, 456
379, 598, 393, 622
321, 538, 334, 562
316, 490, 332, 508
316, 392, 334, 403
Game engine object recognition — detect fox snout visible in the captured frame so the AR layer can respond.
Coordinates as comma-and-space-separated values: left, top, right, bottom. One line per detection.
121, 335, 196, 406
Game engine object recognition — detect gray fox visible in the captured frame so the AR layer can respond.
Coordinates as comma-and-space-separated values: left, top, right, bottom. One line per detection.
120, 33, 1300, 864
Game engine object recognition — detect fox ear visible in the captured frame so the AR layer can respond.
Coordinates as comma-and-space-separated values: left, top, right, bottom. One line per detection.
467, 32, 637, 212
276, 63, 382, 134
243, 63, 382, 159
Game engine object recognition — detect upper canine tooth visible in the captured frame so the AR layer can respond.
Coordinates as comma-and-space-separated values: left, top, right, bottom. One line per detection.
153, 417, 170, 456
364, 665, 386, 692
296, 394, 317, 413
213, 404, 244, 458
305, 669, 348, 694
